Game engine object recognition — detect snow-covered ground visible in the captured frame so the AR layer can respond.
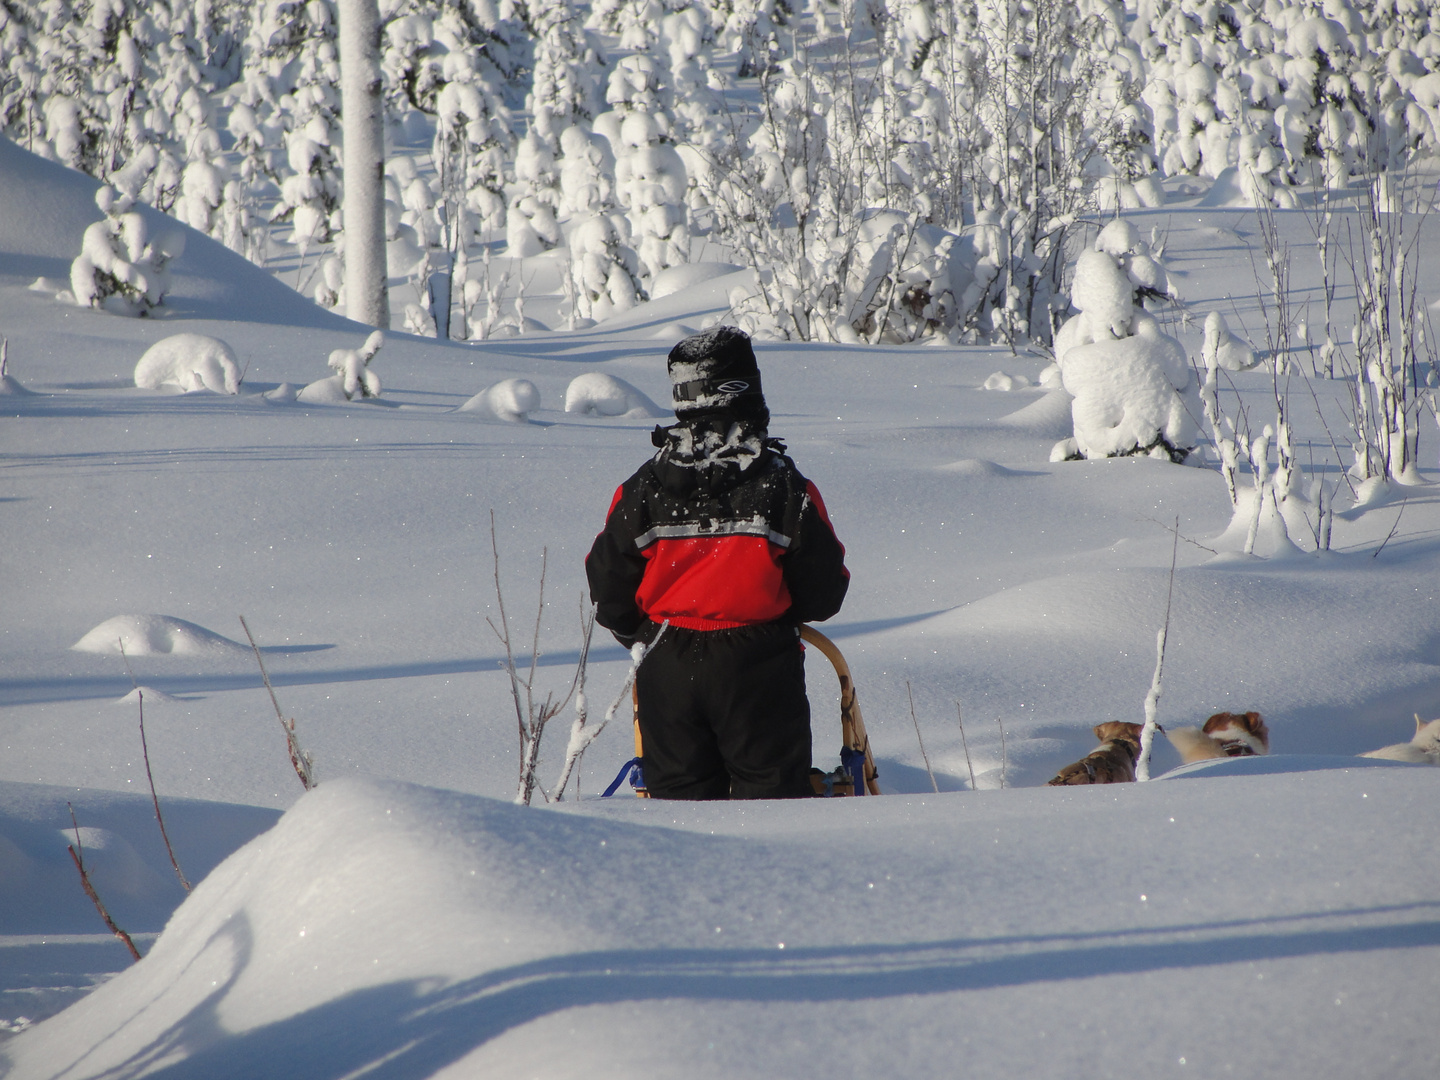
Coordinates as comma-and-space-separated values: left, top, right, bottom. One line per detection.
2, 139, 1438, 1076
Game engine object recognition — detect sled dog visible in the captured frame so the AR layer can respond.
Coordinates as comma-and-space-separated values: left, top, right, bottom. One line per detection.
1046, 722, 1144, 786
1360, 715, 1440, 765
1166, 711, 1269, 764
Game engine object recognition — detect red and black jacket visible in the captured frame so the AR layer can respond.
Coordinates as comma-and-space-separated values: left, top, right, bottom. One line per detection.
586, 430, 848, 644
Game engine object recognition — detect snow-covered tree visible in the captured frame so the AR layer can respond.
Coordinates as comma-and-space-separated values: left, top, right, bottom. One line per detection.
70, 185, 186, 316
1052, 246, 1197, 462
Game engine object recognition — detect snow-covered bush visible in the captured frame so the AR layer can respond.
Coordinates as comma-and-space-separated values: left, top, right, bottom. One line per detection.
1201, 310, 1257, 373
1054, 249, 1198, 462
134, 333, 242, 395
330, 329, 384, 399
298, 330, 384, 403
71, 186, 186, 316
563, 372, 665, 418
458, 378, 540, 422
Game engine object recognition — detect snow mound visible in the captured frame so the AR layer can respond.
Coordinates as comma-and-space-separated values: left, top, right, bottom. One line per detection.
994, 387, 1077, 438
133, 333, 241, 395
9, 772, 1440, 1079
653, 266, 743, 305
1196, 167, 1251, 208
2, 779, 736, 1075
295, 375, 356, 404
458, 378, 540, 422
114, 686, 181, 705
649, 320, 696, 340
71, 615, 247, 657
937, 458, 1021, 478
982, 370, 1030, 391
563, 372, 666, 418
649, 262, 742, 299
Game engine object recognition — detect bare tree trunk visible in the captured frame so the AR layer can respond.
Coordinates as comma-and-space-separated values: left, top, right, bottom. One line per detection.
338, 0, 390, 329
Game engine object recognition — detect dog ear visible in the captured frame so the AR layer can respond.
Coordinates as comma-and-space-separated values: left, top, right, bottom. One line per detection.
1417, 713, 1426, 736
1243, 711, 1264, 733
1092, 723, 1108, 742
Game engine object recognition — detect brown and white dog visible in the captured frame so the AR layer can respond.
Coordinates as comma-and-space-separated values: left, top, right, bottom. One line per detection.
1360, 715, 1440, 765
1047, 722, 1145, 785
1166, 711, 1269, 764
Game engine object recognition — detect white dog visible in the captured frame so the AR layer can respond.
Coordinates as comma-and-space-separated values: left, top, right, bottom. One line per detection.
1360, 715, 1440, 765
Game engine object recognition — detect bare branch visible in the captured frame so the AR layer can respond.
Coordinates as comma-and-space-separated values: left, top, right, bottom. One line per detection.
239, 616, 315, 791
956, 703, 977, 792
68, 803, 141, 962
907, 681, 938, 793
1373, 498, 1408, 559
119, 641, 190, 891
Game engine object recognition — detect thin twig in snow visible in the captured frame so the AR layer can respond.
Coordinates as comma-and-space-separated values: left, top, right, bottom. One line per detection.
956, 703, 977, 792
995, 717, 1007, 789
1373, 498, 1408, 559
907, 681, 938, 793
1140, 514, 1217, 555
119, 641, 189, 891
67, 803, 141, 962
239, 616, 315, 791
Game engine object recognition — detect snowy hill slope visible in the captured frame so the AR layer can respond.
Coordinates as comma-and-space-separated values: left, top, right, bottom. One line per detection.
0, 137, 350, 330
4, 768, 1437, 1079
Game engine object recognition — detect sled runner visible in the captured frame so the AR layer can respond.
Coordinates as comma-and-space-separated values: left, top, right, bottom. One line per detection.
601, 625, 881, 798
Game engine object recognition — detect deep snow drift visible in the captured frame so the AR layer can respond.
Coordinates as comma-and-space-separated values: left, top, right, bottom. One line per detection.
6, 767, 1439, 1080
2, 133, 1440, 1076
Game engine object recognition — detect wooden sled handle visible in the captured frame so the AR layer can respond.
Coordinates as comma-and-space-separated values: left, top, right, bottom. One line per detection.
801, 625, 882, 795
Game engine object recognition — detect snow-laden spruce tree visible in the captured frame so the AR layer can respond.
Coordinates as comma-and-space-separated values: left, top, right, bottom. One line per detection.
525, 0, 606, 154
568, 211, 645, 323
1129, 0, 1440, 198
241, 1, 343, 251
434, 76, 512, 239
1051, 243, 1197, 463
71, 186, 187, 316
601, 55, 690, 282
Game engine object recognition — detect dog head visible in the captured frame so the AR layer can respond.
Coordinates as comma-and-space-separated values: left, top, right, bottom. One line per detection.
1201, 711, 1269, 756
1413, 714, 1440, 752
1092, 721, 1145, 748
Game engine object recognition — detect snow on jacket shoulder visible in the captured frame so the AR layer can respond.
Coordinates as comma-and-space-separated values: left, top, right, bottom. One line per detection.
586, 441, 848, 643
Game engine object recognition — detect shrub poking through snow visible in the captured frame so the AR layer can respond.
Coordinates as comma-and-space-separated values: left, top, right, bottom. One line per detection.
328, 330, 384, 400
134, 333, 241, 395
70, 186, 186, 316
1053, 249, 1198, 462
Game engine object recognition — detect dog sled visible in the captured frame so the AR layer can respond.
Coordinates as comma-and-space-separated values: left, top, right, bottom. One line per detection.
602, 625, 882, 798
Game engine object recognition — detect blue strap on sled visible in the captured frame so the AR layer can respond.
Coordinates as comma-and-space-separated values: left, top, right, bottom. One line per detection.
602, 757, 643, 798
840, 745, 869, 796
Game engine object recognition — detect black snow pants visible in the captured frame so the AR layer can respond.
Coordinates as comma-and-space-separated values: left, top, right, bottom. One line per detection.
635, 621, 813, 800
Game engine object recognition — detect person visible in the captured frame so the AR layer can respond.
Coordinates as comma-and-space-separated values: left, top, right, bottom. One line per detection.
586, 326, 849, 799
